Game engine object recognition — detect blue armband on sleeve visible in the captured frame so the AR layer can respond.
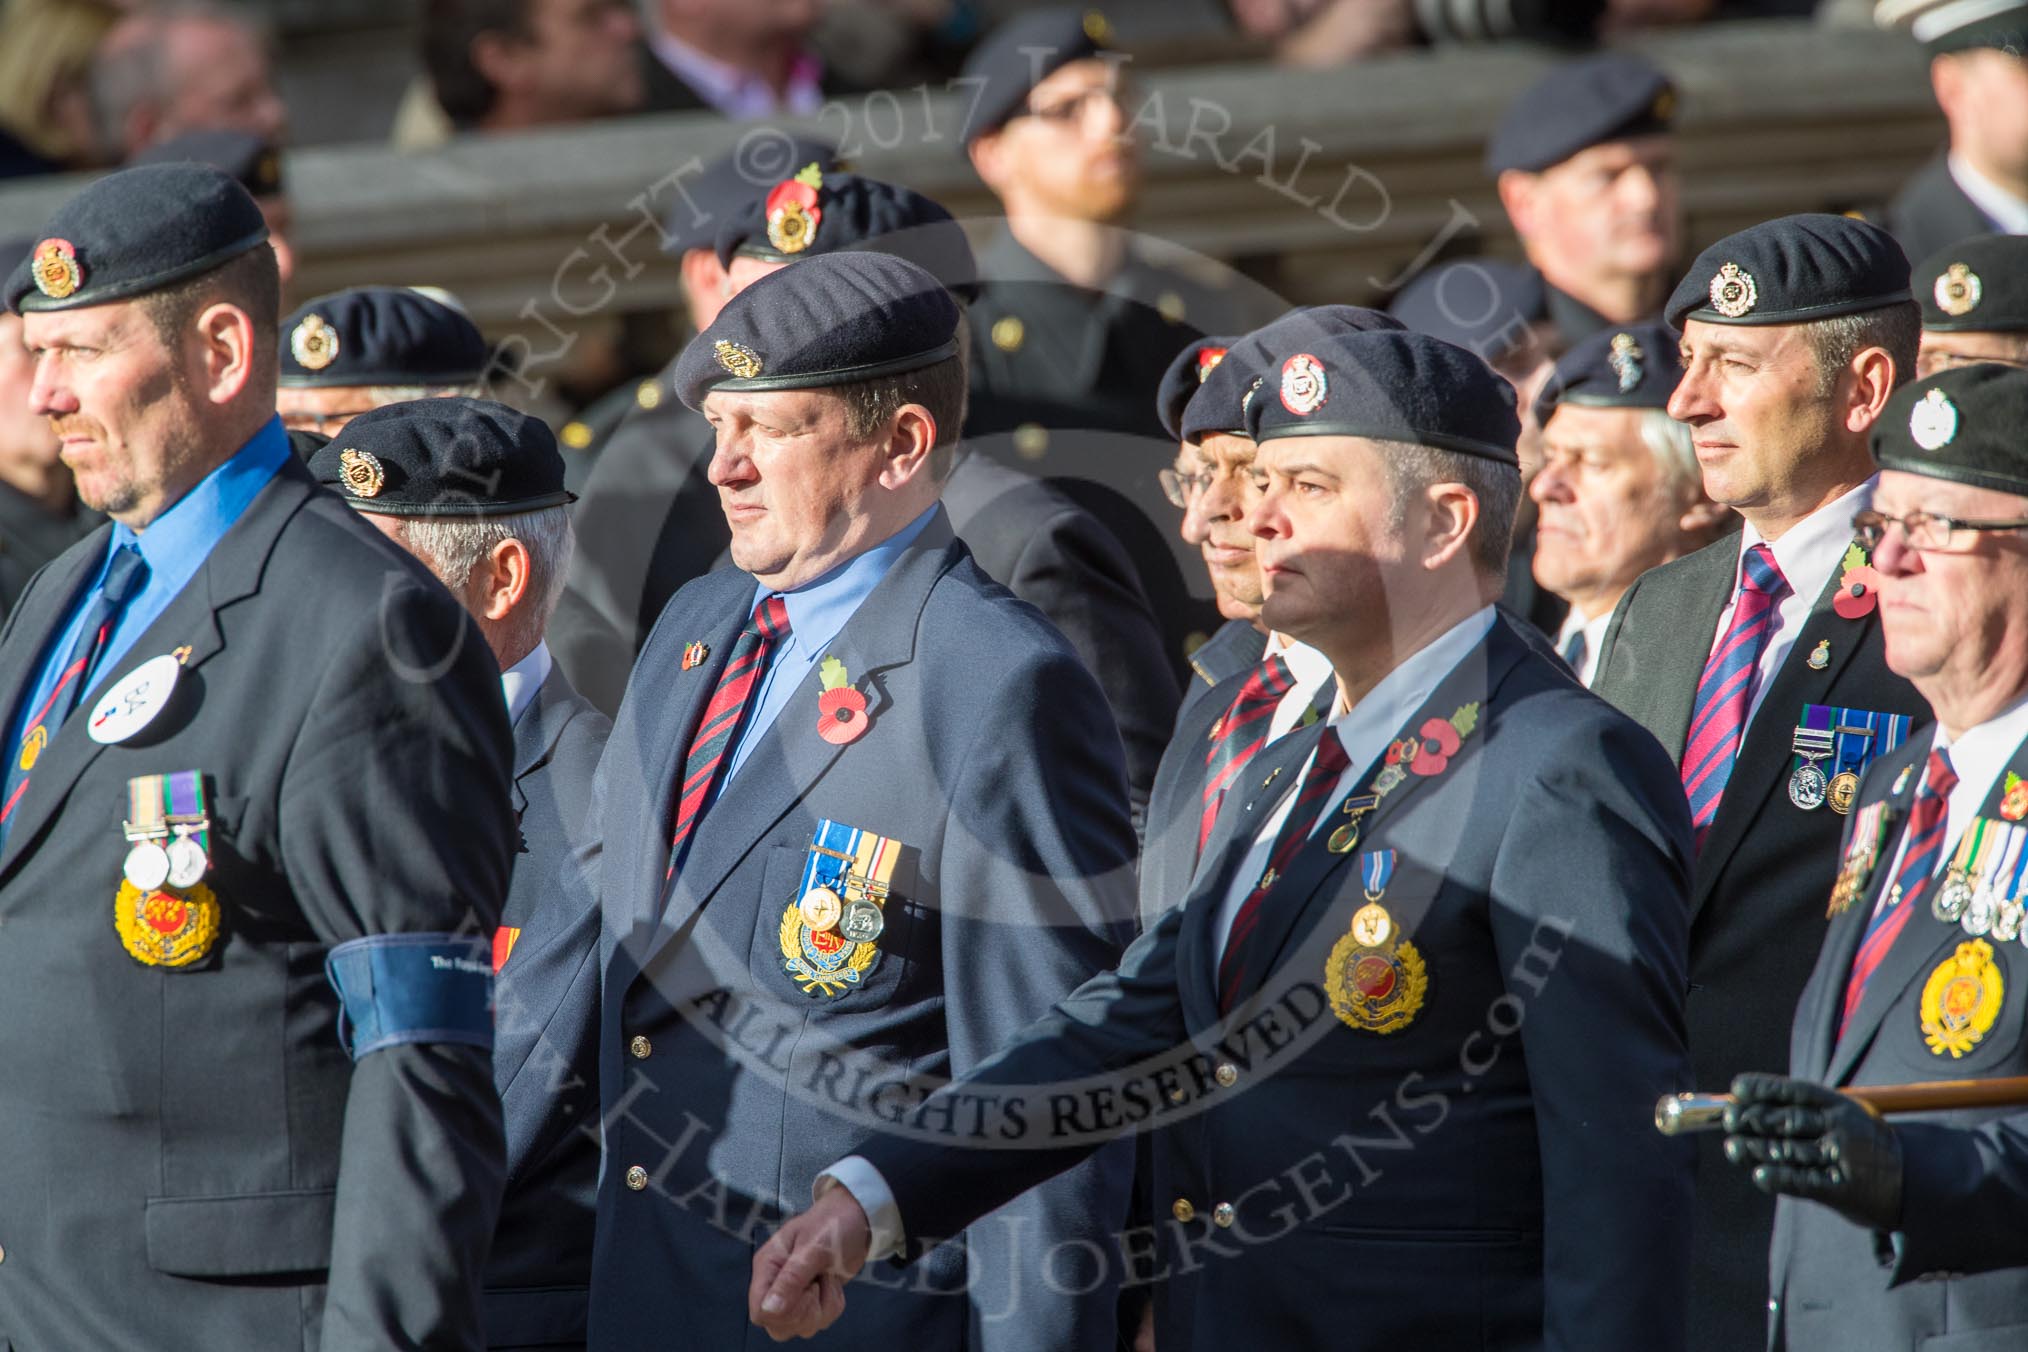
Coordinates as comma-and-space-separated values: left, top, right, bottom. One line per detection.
324, 933, 495, 1060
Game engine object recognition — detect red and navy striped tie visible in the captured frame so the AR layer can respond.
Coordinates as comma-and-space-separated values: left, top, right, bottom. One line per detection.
1837, 749, 1957, 1039
665, 595, 790, 877
1217, 733, 1351, 1012
1200, 655, 1296, 853
1681, 543, 1788, 847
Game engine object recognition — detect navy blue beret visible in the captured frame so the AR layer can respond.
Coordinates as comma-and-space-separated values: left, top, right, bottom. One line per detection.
131, 129, 284, 198
1243, 330, 1520, 465
1903, 0, 2028, 54
280, 286, 489, 389
1871, 362, 2028, 497
1666, 213, 1911, 330
714, 168, 977, 299
1155, 335, 1234, 442
959, 7, 1112, 144
307, 397, 573, 517
1182, 306, 1405, 443
1388, 259, 1548, 366
1532, 320, 1683, 425
5, 163, 268, 314
1484, 52, 1674, 176
675, 251, 960, 410
1916, 234, 2028, 333
664, 138, 839, 257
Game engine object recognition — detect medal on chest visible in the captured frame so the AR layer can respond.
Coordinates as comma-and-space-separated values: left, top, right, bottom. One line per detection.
779, 820, 901, 998
1323, 849, 1428, 1034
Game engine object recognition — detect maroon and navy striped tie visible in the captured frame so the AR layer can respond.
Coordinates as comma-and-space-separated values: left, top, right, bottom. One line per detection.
1199, 655, 1296, 854
665, 595, 790, 878
1217, 733, 1352, 1013
1681, 543, 1788, 848
1837, 749, 1957, 1040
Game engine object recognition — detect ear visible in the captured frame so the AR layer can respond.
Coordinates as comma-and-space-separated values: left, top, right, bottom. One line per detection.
967, 133, 1008, 197
1841, 343, 1901, 435
191, 302, 259, 408
478, 536, 532, 622
680, 248, 725, 304
1495, 170, 1537, 237
469, 30, 526, 97
1420, 481, 1481, 572
1931, 54, 1963, 122
876, 404, 939, 490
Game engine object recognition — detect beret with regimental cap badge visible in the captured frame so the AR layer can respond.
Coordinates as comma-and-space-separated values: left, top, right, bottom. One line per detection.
1182, 306, 1405, 444
714, 168, 978, 299
280, 286, 489, 389
1532, 319, 1685, 425
1880, 0, 2028, 54
1244, 329, 1521, 465
674, 251, 959, 410
1484, 51, 1675, 176
306, 397, 576, 517
5, 163, 268, 314
131, 128, 284, 199
663, 138, 840, 257
1916, 234, 2028, 332
1665, 212, 1912, 330
1156, 334, 1235, 442
1871, 363, 2028, 497
958, 6, 1113, 145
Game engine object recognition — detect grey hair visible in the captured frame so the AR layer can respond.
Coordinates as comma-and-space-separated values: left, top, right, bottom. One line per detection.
396, 505, 575, 650
91, 1, 266, 154
1376, 438, 1522, 578
1800, 302, 1921, 396
367, 382, 487, 405
1637, 408, 1702, 502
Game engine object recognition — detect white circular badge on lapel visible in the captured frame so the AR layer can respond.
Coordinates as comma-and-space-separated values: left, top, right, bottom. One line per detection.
86, 653, 182, 744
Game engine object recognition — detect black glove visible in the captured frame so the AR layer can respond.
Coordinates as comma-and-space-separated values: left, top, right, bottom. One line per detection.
1722, 1072, 1904, 1231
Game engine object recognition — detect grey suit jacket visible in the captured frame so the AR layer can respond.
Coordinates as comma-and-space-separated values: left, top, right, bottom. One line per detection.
0, 456, 513, 1351
588, 510, 1137, 1351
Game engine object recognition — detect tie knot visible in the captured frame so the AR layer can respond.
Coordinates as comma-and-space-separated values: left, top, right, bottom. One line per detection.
1739, 543, 1786, 598
1312, 729, 1351, 778
102, 544, 148, 605
749, 594, 790, 643
1924, 747, 1958, 800
1261, 654, 1295, 697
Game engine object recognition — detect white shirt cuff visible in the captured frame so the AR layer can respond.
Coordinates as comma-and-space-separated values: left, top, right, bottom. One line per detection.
815, 1154, 905, 1261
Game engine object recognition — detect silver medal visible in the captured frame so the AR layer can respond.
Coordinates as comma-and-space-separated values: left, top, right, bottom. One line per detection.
1993, 897, 2024, 944
164, 832, 208, 890
839, 898, 885, 944
1933, 871, 1973, 923
1788, 763, 1828, 811
123, 839, 170, 892
1962, 889, 1998, 937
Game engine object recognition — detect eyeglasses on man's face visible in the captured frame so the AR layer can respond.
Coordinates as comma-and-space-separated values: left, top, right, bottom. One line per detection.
1852, 508, 2028, 554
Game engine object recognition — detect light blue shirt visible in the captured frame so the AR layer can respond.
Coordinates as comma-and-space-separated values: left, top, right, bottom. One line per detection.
0, 418, 291, 839
721, 505, 937, 787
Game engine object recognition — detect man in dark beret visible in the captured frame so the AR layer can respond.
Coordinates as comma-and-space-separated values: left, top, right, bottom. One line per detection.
752, 327, 1695, 1352
275, 285, 490, 439
1591, 212, 1931, 1348
1530, 320, 1733, 686
585, 249, 1134, 1351
1488, 51, 1683, 349
1912, 232, 2028, 376
0, 163, 513, 1348
1722, 361, 2028, 1351
956, 6, 1260, 681
1882, 1, 2028, 269
0, 236, 97, 622
309, 398, 608, 1352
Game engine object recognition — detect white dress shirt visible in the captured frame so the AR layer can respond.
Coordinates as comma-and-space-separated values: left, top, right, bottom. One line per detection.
1873, 693, 2028, 916
1267, 634, 1337, 740
501, 640, 551, 728
818, 606, 1499, 1260
1949, 153, 2028, 237
1552, 606, 1612, 688
1710, 479, 1874, 737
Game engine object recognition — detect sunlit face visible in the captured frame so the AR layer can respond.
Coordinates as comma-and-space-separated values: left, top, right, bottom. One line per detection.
1917, 329, 2028, 379
1510, 135, 1680, 296
1870, 469, 2028, 691
1186, 431, 1264, 619
22, 300, 204, 522
0, 313, 61, 474
702, 386, 896, 589
1669, 319, 1842, 517
1937, 49, 2028, 186
1248, 435, 1404, 648
1530, 403, 1698, 615
976, 59, 1139, 223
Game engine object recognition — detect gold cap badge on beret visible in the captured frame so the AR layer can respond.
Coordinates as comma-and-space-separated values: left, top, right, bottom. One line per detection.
1935, 262, 1982, 318
765, 163, 826, 255
1708, 262, 1757, 319
31, 238, 81, 300
291, 314, 339, 371
1609, 332, 1645, 393
337, 447, 385, 498
1909, 387, 1958, 451
715, 340, 764, 379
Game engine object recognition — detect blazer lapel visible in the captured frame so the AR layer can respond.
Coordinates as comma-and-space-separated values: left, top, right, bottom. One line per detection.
1692, 567, 1878, 917
1639, 539, 1736, 766
509, 667, 581, 817
0, 468, 312, 884
0, 525, 105, 752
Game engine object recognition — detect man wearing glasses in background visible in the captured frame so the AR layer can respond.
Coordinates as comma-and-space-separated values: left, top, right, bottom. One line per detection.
274, 286, 489, 442
1911, 235, 2028, 377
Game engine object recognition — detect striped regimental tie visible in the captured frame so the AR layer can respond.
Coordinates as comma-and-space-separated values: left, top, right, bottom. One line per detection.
1681, 543, 1789, 848
1199, 655, 1296, 854
1838, 749, 1957, 1040
665, 594, 790, 877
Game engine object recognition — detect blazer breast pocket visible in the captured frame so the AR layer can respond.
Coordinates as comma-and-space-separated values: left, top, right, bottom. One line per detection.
747, 834, 921, 1011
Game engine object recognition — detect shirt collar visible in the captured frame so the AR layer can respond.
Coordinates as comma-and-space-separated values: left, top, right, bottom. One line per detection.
1273, 633, 1336, 698
1948, 153, 2028, 236
757, 505, 939, 652
647, 28, 823, 117
501, 640, 552, 727
1330, 606, 1498, 768
109, 417, 291, 589
1736, 477, 1875, 609
1930, 690, 2028, 791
